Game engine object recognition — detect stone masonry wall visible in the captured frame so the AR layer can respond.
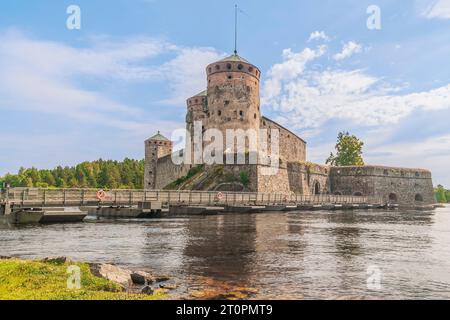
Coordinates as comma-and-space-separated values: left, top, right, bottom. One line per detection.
261, 117, 306, 164
257, 162, 329, 194
154, 155, 191, 190
329, 166, 435, 205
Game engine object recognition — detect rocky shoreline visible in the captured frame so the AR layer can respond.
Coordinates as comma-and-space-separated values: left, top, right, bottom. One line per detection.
0, 255, 177, 298
88, 260, 176, 295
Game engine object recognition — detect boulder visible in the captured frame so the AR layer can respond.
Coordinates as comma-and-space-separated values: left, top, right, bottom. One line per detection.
159, 283, 177, 290
155, 275, 171, 282
89, 263, 132, 289
131, 271, 154, 285
140, 285, 154, 295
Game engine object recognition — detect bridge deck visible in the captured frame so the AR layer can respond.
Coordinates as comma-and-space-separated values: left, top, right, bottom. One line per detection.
1, 188, 384, 208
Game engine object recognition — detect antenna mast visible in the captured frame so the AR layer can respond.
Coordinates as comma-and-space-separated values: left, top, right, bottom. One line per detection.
234, 4, 238, 55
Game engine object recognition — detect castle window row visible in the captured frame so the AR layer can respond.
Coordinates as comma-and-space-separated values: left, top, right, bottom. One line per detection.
208, 64, 260, 77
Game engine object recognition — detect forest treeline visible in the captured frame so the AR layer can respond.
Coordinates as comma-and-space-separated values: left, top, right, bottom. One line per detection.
0, 159, 144, 189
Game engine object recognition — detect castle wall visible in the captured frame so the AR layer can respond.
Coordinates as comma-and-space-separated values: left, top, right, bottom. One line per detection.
261, 117, 306, 163
306, 164, 330, 195
256, 162, 329, 194
329, 166, 436, 205
154, 155, 191, 190
257, 165, 291, 193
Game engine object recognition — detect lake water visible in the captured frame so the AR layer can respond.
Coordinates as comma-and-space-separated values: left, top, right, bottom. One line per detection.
1, 206, 450, 299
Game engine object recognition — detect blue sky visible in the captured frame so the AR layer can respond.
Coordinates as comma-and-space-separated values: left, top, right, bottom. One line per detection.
0, 0, 450, 185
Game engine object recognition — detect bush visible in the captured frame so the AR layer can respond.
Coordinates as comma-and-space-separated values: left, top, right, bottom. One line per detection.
239, 171, 250, 187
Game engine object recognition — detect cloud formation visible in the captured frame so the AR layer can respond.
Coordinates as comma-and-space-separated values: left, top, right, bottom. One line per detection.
262, 44, 450, 131
308, 31, 330, 42
333, 41, 362, 61
421, 0, 450, 19
0, 30, 223, 133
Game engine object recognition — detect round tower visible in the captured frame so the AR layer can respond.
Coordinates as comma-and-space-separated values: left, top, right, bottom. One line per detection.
186, 90, 208, 139
205, 54, 261, 154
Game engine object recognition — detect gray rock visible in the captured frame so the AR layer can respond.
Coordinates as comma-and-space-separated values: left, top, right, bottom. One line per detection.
155, 275, 170, 282
131, 271, 154, 285
140, 285, 154, 295
89, 263, 132, 289
159, 283, 177, 290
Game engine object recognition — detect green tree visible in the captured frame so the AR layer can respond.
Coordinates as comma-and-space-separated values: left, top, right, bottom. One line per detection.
326, 131, 365, 166
435, 185, 448, 203
0, 158, 145, 189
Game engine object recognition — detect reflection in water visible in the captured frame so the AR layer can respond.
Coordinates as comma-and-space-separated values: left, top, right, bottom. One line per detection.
1, 207, 449, 299
180, 214, 258, 298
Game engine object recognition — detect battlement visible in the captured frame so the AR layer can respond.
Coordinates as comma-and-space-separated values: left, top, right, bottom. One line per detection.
330, 166, 432, 179
187, 90, 207, 108
206, 55, 261, 80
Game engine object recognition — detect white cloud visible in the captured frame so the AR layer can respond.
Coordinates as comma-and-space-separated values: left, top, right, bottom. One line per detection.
158, 47, 224, 105
308, 31, 330, 42
421, 0, 450, 19
333, 41, 362, 61
0, 30, 223, 133
262, 45, 450, 131
263, 45, 327, 101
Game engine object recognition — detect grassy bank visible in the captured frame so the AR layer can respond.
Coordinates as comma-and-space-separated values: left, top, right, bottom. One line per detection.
0, 258, 165, 300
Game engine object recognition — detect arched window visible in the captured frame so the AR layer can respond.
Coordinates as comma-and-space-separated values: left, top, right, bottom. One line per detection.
313, 181, 321, 195
238, 64, 243, 70
389, 193, 398, 203
227, 63, 232, 70
415, 194, 424, 202
215, 65, 220, 70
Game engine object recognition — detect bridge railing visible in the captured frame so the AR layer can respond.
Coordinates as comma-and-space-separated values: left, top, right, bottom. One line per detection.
1, 188, 384, 207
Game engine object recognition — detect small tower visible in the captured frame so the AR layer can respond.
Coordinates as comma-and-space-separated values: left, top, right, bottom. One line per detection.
186, 90, 208, 164
144, 132, 173, 189
186, 90, 208, 140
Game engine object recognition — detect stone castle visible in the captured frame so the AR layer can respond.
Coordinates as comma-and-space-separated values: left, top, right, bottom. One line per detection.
144, 53, 436, 206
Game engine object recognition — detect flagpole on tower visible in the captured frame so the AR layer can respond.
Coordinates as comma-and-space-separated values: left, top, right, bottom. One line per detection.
234, 4, 238, 55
